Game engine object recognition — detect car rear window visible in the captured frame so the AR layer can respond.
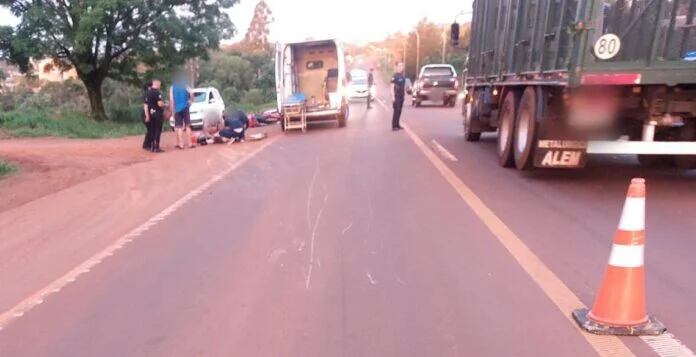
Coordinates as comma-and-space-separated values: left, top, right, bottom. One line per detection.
423, 67, 454, 76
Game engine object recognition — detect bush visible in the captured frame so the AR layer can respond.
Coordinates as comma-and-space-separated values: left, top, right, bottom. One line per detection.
241, 88, 266, 106
0, 160, 16, 179
109, 105, 143, 124
0, 109, 143, 138
222, 86, 241, 104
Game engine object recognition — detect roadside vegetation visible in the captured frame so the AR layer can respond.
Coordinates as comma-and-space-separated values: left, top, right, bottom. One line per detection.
0, 1, 277, 139
0, 160, 16, 179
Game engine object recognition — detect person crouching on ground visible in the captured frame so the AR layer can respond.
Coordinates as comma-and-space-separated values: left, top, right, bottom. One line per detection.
145, 79, 165, 153
220, 106, 249, 143
169, 75, 195, 149
198, 114, 225, 145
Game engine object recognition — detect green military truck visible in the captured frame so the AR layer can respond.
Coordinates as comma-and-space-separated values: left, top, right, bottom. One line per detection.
451, 0, 696, 170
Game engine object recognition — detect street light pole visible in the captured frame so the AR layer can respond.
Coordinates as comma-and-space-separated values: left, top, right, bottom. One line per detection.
442, 25, 447, 63
403, 40, 407, 70
415, 31, 421, 73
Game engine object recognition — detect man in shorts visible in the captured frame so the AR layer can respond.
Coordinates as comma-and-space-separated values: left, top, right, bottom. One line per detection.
169, 76, 195, 149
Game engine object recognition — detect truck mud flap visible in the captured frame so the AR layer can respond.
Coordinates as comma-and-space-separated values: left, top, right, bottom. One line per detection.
534, 140, 588, 168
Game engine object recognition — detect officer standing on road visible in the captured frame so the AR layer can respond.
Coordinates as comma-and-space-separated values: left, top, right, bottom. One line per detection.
145, 79, 165, 153
391, 62, 406, 131
367, 68, 374, 109
141, 81, 153, 150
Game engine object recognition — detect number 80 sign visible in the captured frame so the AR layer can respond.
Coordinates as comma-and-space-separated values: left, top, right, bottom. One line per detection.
594, 33, 621, 60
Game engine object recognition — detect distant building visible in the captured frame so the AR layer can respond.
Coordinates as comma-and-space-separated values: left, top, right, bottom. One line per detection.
32, 58, 77, 82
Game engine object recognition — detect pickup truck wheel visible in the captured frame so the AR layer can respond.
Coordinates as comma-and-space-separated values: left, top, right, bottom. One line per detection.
448, 97, 456, 107
514, 87, 539, 170
498, 91, 520, 167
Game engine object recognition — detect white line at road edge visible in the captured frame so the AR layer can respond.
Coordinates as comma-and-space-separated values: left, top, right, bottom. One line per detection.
377, 98, 696, 357
0, 136, 280, 332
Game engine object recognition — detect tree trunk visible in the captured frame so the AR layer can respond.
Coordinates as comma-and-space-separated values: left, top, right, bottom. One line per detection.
83, 76, 107, 121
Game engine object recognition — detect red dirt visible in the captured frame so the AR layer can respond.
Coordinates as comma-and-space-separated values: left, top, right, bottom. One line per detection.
0, 133, 179, 213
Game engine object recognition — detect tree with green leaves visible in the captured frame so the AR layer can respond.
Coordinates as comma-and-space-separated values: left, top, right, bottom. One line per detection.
242, 0, 272, 53
0, 0, 238, 120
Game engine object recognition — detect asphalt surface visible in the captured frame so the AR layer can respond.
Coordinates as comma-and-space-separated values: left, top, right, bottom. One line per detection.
1, 91, 695, 356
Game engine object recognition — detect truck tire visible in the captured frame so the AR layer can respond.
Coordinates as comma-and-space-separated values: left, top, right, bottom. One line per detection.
448, 97, 456, 107
498, 90, 520, 168
463, 90, 482, 142
674, 122, 696, 169
514, 87, 539, 170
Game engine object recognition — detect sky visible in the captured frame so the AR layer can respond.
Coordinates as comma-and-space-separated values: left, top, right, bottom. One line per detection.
0, 0, 474, 44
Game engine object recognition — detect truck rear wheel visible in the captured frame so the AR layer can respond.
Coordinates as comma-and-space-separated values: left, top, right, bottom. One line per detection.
514, 87, 539, 170
498, 90, 520, 168
463, 91, 482, 142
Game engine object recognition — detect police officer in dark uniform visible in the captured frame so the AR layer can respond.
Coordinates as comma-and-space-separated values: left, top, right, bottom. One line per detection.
145, 79, 165, 153
391, 62, 406, 131
141, 81, 153, 150
367, 68, 374, 109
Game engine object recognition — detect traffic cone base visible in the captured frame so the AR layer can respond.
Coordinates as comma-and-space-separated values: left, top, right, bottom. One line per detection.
573, 308, 665, 336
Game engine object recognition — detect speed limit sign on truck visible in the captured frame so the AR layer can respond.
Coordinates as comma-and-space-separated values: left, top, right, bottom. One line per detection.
594, 33, 621, 60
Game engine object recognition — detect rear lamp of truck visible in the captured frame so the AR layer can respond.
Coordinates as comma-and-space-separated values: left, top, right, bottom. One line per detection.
580, 73, 641, 85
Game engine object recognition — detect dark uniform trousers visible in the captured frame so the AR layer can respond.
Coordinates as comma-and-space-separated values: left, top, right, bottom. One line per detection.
392, 96, 404, 129
150, 114, 163, 150
143, 118, 154, 149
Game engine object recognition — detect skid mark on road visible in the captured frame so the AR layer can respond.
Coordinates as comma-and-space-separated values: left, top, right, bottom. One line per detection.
0, 137, 279, 333
376, 99, 635, 357
305, 193, 328, 290
341, 222, 353, 235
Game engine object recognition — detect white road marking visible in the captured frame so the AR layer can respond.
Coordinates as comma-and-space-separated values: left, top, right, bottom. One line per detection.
642, 334, 696, 357
0, 137, 279, 332
431, 140, 458, 162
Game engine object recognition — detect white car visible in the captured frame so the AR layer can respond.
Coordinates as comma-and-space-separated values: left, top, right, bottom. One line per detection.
169, 87, 225, 129
347, 70, 376, 100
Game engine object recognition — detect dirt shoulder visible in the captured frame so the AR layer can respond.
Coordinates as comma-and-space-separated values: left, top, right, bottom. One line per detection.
0, 126, 280, 313
0, 134, 156, 213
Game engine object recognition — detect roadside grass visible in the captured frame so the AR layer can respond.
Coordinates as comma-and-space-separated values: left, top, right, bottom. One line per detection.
0, 110, 143, 139
0, 160, 17, 179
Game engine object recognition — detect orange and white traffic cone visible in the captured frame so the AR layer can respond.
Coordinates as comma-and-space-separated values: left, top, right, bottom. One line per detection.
573, 178, 665, 336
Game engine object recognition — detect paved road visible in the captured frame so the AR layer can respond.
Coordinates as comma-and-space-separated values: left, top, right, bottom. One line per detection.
1, 90, 695, 356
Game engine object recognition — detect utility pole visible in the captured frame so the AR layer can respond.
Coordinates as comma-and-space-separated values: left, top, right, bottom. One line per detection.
442, 25, 447, 63
415, 30, 421, 73
403, 40, 407, 70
